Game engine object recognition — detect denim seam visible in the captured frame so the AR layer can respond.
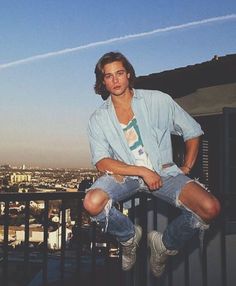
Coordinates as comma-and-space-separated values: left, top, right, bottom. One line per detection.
90, 198, 112, 232
175, 178, 210, 253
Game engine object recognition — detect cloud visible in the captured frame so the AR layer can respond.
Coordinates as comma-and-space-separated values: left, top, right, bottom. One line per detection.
0, 14, 236, 70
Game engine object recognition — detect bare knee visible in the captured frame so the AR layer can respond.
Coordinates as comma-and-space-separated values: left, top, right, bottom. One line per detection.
83, 189, 109, 216
201, 196, 221, 222
179, 182, 221, 222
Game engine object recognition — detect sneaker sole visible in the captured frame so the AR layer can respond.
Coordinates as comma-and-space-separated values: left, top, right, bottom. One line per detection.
122, 225, 142, 271
148, 231, 165, 277
135, 225, 142, 244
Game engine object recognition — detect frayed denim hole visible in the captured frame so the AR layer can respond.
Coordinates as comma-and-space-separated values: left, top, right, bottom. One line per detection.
192, 177, 211, 193
109, 174, 127, 184
89, 198, 112, 233
177, 198, 209, 229
175, 179, 195, 207
176, 177, 210, 209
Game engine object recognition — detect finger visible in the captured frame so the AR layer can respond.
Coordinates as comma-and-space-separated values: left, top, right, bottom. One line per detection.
150, 183, 159, 191
149, 183, 157, 191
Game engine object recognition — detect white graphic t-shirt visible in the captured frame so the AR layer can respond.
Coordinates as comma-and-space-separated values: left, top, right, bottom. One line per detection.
121, 117, 154, 170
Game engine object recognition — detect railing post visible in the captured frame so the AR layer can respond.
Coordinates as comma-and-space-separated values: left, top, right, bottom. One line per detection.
75, 193, 84, 285
91, 221, 97, 286
138, 192, 148, 286
60, 199, 66, 282
42, 199, 49, 285
3, 200, 10, 286
24, 200, 30, 283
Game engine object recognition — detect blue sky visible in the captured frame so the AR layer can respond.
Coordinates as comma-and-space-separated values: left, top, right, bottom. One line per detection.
0, 0, 236, 169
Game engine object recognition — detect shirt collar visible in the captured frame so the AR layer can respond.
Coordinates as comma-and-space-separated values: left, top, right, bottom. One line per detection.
132, 89, 143, 99
104, 89, 142, 108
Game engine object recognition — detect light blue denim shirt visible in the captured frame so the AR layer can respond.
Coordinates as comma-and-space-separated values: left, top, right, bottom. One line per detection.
87, 89, 203, 177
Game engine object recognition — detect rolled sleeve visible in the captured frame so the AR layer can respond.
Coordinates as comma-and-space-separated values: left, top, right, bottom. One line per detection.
169, 96, 204, 141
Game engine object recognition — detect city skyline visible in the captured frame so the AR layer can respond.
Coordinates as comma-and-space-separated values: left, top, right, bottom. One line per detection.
1, 1, 236, 168
0, 162, 95, 171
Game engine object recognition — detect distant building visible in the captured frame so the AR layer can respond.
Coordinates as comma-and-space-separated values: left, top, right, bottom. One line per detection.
0, 201, 45, 214
15, 225, 72, 249
29, 200, 45, 209
0, 202, 4, 215
10, 173, 31, 184
0, 164, 11, 170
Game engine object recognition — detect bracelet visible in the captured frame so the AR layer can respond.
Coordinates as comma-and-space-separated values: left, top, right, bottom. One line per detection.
184, 165, 191, 171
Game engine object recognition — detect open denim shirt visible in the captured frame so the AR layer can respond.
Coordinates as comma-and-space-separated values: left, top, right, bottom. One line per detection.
87, 89, 204, 177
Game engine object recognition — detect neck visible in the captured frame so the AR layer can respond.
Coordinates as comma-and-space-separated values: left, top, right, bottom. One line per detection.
111, 88, 133, 108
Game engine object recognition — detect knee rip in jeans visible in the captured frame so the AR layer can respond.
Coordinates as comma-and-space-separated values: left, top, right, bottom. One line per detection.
91, 198, 112, 233
191, 177, 210, 193
175, 178, 210, 252
104, 170, 127, 184
110, 174, 126, 183
190, 212, 209, 254
176, 178, 210, 231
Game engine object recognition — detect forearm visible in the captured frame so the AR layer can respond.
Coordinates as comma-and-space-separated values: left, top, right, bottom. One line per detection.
96, 158, 146, 177
96, 157, 163, 190
182, 137, 200, 172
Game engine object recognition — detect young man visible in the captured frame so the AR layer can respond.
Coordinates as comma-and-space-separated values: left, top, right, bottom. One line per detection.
83, 52, 220, 277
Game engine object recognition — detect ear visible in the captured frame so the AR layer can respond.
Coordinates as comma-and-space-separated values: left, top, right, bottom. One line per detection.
127, 73, 130, 78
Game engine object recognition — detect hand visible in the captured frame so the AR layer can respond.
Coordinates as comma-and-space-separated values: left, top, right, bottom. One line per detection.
141, 168, 163, 191
180, 166, 191, 175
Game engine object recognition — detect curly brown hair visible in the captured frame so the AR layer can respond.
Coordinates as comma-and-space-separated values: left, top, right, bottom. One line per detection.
94, 51, 136, 100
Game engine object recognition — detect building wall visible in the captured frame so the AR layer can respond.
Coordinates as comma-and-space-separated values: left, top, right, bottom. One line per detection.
175, 83, 236, 116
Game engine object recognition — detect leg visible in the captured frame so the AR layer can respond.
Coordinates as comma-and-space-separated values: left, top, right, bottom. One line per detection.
163, 179, 220, 250
83, 174, 142, 271
148, 175, 221, 277
150, 174, 220, 250
178, 180, 221, 222
83, 174, 140, 242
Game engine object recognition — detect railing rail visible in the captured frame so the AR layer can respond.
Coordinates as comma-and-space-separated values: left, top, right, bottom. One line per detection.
0, 191, 235, 286
0, 191, 85, 286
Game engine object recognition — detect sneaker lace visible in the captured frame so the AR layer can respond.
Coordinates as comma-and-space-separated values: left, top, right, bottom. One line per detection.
156, 250, 168, 264
123, 240, 137, 256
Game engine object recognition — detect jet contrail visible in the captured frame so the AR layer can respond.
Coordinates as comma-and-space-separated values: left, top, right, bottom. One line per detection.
0, 14, 236, 70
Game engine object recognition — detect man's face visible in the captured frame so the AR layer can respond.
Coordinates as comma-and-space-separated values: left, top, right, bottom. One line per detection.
102, 61, 130, 96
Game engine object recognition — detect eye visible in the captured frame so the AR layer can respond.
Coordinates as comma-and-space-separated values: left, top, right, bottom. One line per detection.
104, 74, 112, 80
117, 70, 125, 76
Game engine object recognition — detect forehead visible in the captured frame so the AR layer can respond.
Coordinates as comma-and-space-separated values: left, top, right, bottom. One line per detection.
102, 61, 125, 74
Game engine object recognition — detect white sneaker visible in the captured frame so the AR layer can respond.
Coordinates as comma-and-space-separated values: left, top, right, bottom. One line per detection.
148, 231, 178, 277
121, 225, 142, 271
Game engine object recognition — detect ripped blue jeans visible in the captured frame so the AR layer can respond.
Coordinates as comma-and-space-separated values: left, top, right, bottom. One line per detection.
87, 173, 209, 250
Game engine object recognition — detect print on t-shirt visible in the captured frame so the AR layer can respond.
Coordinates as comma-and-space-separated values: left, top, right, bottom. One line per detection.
121, 117, 153, 170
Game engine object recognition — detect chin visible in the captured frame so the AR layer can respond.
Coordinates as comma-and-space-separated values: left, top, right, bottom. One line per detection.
112, 89, 126, 96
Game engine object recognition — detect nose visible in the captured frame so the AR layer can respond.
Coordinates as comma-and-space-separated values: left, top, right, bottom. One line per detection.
112, 74, 119, 83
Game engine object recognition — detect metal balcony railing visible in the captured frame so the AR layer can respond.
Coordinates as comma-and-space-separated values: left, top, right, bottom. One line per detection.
0, 191, 85, 286
0, 190, 235, 286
